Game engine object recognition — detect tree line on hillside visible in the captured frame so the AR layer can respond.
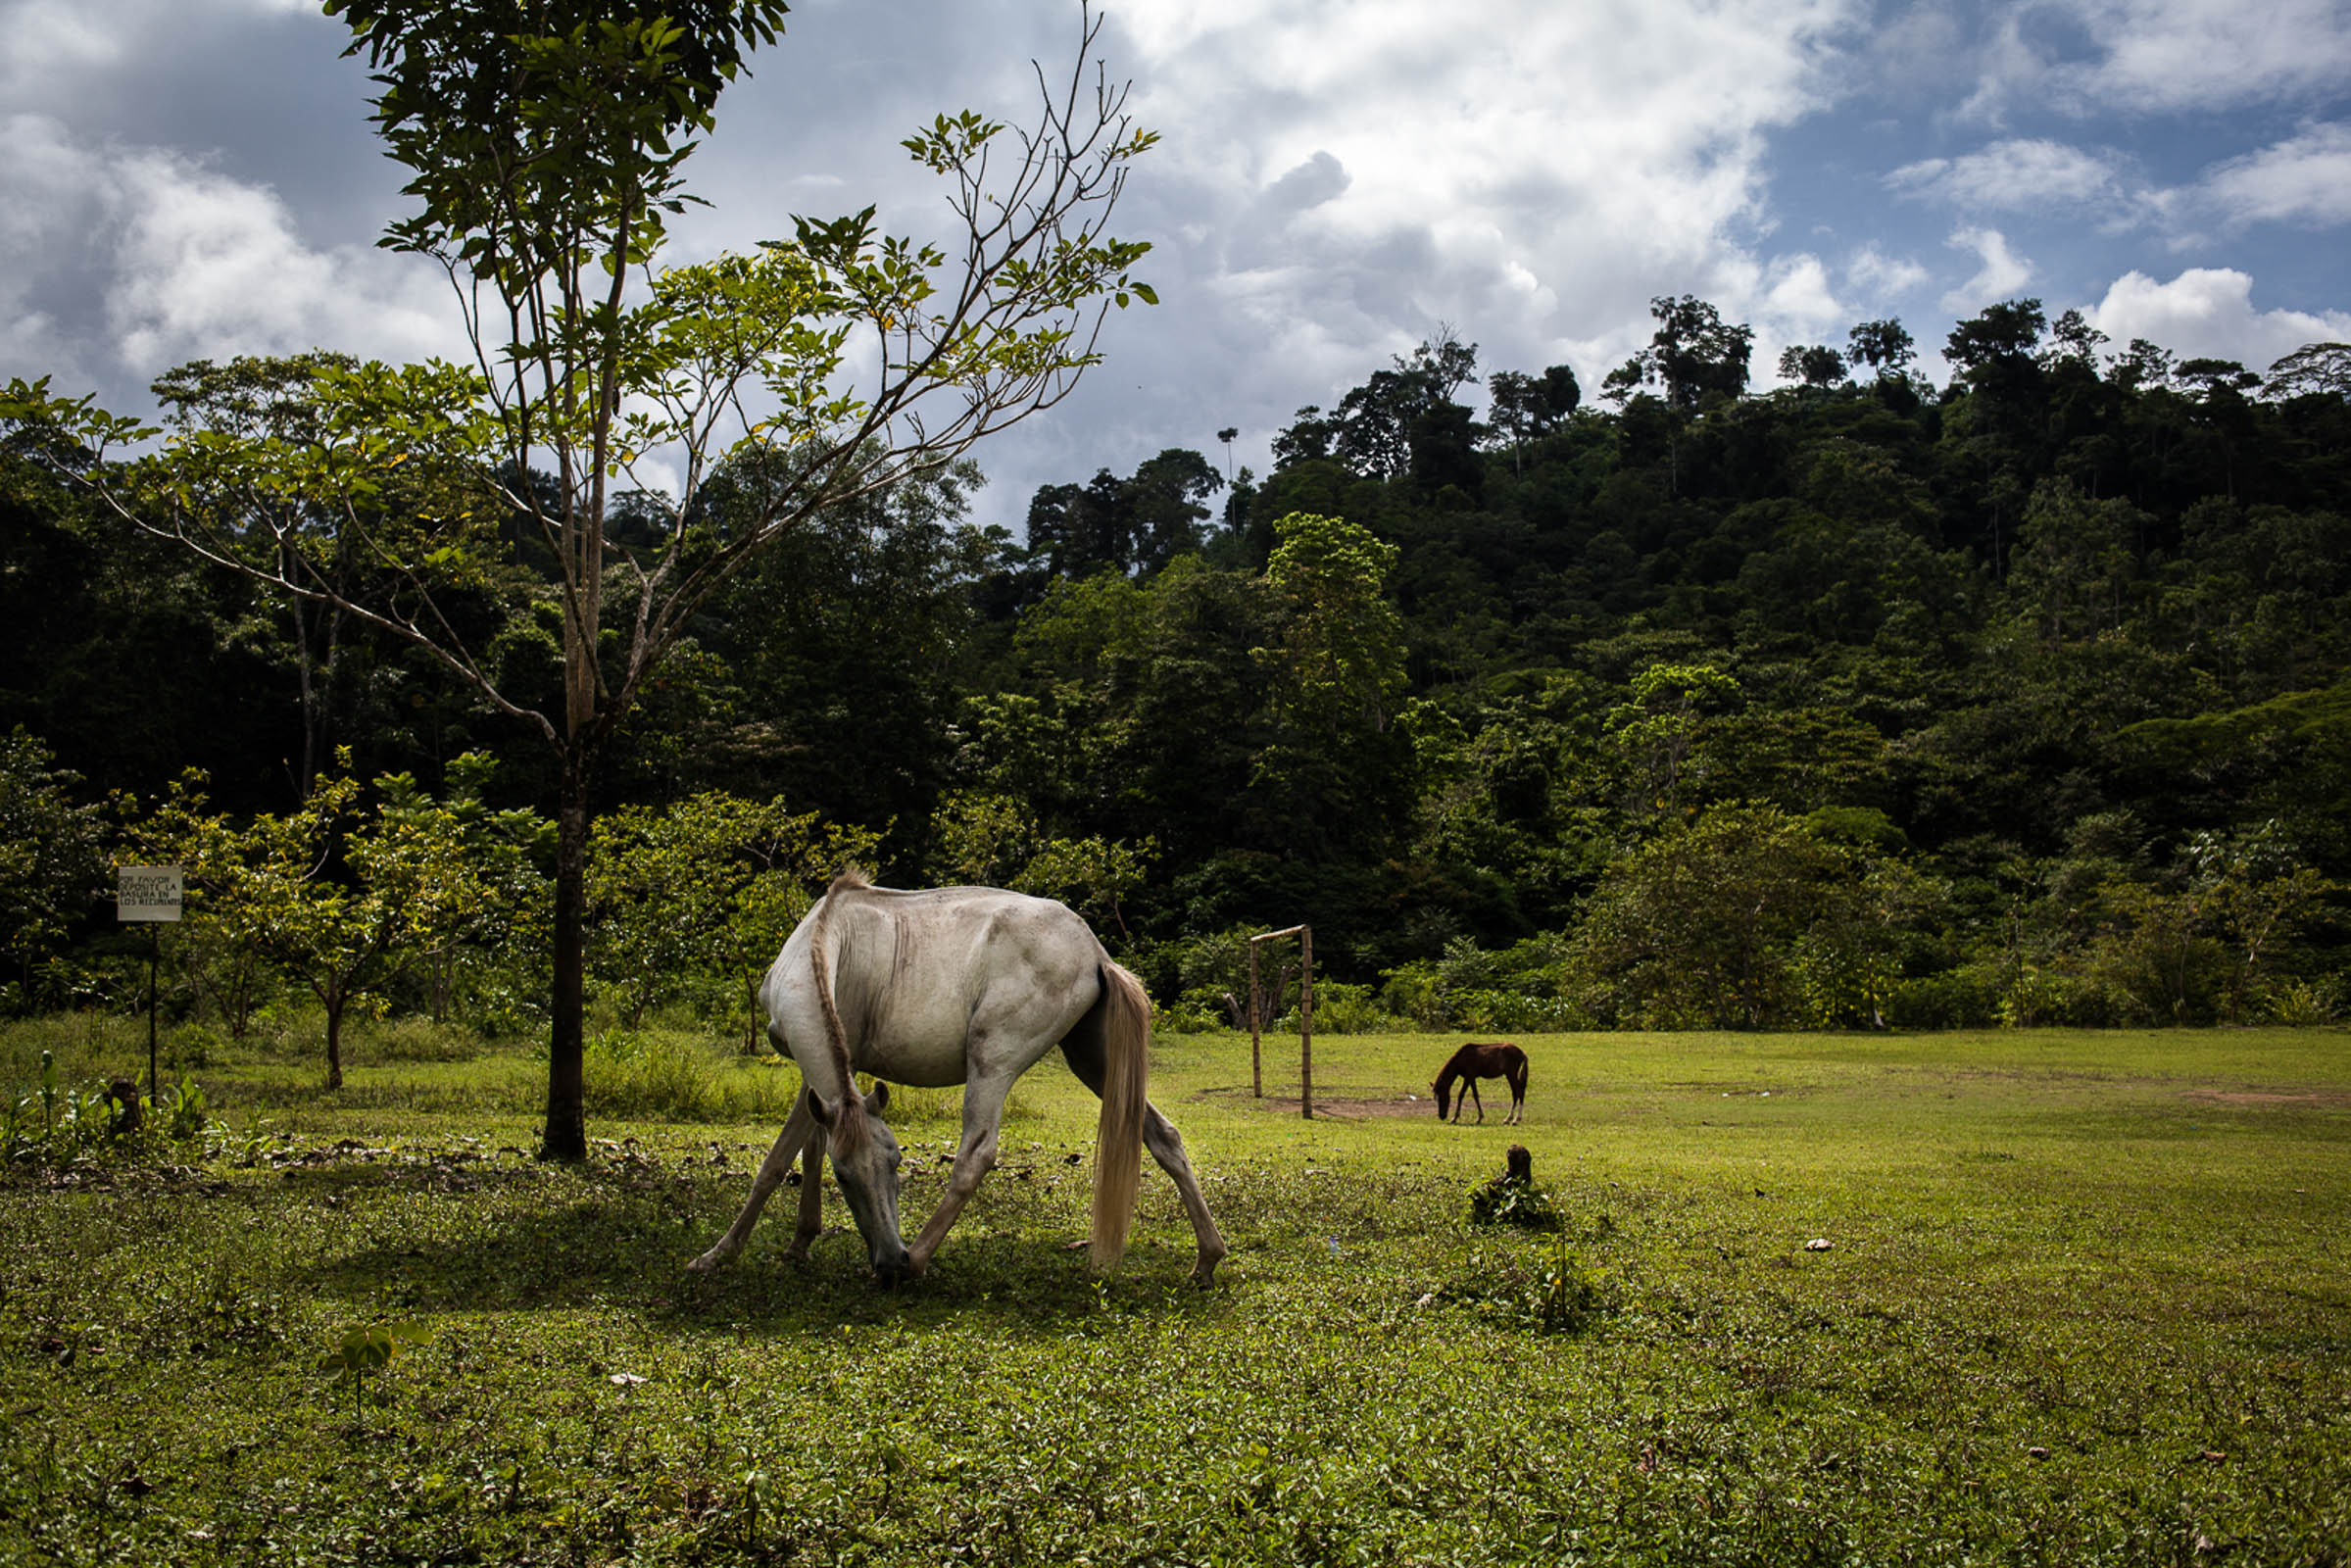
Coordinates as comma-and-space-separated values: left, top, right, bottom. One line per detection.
5, 296, 2349, 1061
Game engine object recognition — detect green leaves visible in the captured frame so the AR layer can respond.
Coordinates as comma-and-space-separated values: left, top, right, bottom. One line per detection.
585, 791, 880, 1029
320, 1319, 430, 1406
901, 109, 1003, 172
1253, 511, 1407, 736
133, 754, 547, 1084
320, 1319, 429, 1381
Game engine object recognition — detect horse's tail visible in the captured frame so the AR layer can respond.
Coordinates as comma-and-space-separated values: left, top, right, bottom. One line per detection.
808, 866, 870, 1151
1088, 959, 1151, 1272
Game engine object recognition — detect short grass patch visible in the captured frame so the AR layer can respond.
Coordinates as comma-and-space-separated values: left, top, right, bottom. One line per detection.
3, 1023, 2347, 1564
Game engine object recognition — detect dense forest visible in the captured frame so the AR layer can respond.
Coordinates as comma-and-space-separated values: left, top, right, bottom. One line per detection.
6, 297, 2349, 1042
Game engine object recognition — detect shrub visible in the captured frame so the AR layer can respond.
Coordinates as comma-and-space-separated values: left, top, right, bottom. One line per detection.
1277, 981, 1402, 1036
1886, 965, 2004, 1029
2262, 976, 2341, 1026
1380, 934, 1579, 1031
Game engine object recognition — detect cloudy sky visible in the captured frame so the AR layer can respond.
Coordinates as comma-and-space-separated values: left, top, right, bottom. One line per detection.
5, 0, 2347, 532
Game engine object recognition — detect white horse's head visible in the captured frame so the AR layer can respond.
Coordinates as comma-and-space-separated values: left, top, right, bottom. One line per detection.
808, 1081, 912, 1283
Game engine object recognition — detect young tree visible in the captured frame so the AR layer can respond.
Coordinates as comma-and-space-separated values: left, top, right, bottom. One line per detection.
139, 757, 493, 1088
6, 3, 1158, 1157
1567, 804, 1850, 1029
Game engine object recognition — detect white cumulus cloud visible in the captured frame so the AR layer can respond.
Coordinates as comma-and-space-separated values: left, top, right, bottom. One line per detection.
2049, 0, 2351, 115
2197, 122, 2351, 228
2083, 268, 2351, 369
0, 115, 457, 401
1845, 243, 1931, 300
1942, 226, 2034, 312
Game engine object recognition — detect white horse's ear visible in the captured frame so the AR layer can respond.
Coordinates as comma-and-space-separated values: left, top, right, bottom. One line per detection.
806, 1089, 836, 1128
864, 1081, 891, 1116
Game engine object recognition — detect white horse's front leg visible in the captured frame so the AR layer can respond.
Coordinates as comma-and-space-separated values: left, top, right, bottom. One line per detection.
786, 1132, 824, 1260
907, 1073, 1014, 1273
689, 1094, 815, 1273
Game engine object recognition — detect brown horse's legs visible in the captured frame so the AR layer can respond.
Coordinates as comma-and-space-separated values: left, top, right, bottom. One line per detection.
1142, 1102, 1228, 1286
1470, 1078, 1485, 1123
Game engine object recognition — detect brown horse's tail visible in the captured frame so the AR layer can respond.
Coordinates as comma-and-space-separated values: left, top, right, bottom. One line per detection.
1088, 960, 1150, 1272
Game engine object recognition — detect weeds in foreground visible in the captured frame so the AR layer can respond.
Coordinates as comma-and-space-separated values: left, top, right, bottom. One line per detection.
1, 1050, 211, 1167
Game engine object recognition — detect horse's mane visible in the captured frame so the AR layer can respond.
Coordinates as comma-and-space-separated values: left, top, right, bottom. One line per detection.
808, 865, 873, 1149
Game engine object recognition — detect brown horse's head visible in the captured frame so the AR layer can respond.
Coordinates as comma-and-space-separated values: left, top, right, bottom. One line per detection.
1431, 1076, 1450, 1118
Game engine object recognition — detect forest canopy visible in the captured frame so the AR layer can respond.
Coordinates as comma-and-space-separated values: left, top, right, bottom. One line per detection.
5, 304, 2348, 1045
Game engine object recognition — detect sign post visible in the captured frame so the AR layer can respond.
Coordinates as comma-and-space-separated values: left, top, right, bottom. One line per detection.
117, 865, 182, 1103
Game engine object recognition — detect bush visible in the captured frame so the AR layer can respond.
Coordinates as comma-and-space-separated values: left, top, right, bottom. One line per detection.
1278, 981, 1403, 1036
2261, 976, 2341, 1025
1158, 985, 1241, 1035
1380, 935, 1580, 1031
1886, 965, 2004, 1029
1, 1049, 209, 1167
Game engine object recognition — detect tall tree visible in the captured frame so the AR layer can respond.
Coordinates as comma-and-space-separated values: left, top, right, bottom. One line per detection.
1605, 296, 1753, 412
1846, 318, 1915, 379
1483, 365, 1578, 472
6, 2, 1158, 1157
1777, 344, 1848, 389
2265, 342, 2351, 401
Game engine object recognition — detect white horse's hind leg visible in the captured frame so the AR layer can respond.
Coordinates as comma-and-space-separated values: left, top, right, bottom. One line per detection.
906, 1071, 1016, 1273
1142, 1103, 1228, 1286
689, 1094, 816, 1273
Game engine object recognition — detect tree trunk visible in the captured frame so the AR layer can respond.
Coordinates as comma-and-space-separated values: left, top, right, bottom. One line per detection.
324, 979, 345, 1091
542, 742, 591, 1160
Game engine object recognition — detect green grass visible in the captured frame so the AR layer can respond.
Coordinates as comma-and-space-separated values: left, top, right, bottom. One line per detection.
3, 1020, 2348, 1564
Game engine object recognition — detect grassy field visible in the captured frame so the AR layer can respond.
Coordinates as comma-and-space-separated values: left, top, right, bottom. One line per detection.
3, 1016, 2348, 1565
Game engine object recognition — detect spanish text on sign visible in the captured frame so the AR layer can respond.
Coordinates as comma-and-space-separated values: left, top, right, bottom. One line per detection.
118, 865, 184, 923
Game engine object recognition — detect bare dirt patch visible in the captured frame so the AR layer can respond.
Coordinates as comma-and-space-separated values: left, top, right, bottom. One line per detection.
2183, 1089, 2351, 1108
1190, 1085, 1439, 1120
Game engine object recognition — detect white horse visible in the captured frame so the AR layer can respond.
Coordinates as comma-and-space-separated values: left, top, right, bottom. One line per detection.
688, 871, 1227, 1286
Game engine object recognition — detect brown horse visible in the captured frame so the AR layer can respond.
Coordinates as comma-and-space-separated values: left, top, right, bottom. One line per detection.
1431, 1042, 1528, 1125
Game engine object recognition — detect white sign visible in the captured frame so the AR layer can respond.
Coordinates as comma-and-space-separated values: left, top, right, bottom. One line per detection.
117, 865, 184, 923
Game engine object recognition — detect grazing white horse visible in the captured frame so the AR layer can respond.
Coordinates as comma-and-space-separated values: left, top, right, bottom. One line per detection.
689, 871, 1227, 1286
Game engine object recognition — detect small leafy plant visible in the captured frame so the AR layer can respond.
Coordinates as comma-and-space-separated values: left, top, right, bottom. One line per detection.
320, 1320, 430, 1406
